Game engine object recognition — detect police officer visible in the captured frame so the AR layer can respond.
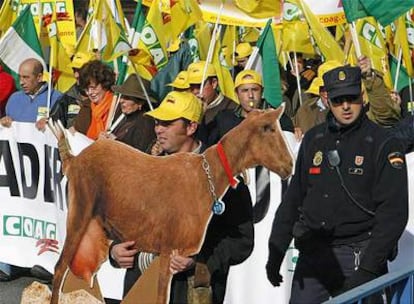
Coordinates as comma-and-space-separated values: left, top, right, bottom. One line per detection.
265, 65, 408, 303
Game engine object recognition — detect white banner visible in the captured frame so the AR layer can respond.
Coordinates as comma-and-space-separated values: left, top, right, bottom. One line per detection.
0, 123, 412, 302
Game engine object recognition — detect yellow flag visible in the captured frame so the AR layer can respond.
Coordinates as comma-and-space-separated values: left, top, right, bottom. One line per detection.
354, 17, 393, 89
169, 0, 203, 39
94, 0, 131, 62
138, 0, 169, 70
297, 0, 345, 62
194, 21, 211, 61
394, 14, 414, 77
45, 1, 75, 92
212, 29, 238, 103
0, 1, 16, 37
282, 0, 315, 56
221, 25, 237, 67
234, 0, 282, 19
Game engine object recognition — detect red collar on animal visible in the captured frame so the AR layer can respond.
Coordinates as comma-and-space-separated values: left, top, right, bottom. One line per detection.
216, 141, 238, 188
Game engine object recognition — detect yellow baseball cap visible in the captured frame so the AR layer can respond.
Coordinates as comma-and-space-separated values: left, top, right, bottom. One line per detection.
167, 38, 181, 53
167, 71, 190, 89
235, 42, 252, 61
305, 60, 342, 95
68, 52, 95, 69
235, 70, 262, 88
306, 77, 323, 95
187, 61, 217, 84
145, 91, 203, 122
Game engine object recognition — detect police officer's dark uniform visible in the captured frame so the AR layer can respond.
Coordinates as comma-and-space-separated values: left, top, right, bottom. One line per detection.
265, 66, 409, 303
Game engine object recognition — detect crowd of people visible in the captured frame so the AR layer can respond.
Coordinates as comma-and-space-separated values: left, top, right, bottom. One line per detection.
0, 8, 413, 304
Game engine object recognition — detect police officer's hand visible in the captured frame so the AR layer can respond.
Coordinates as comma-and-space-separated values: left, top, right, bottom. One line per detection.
266, 260, 283, 286
266, 246, 286, 286
343, 267, 378, 291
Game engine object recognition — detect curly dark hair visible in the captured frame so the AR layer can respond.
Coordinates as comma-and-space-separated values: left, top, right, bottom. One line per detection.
79, 60, 115, 91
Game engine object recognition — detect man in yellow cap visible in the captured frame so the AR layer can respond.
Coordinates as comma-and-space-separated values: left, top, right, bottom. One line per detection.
187, 60, 237, 145
234, 42, 253, 75
108, 90, 254, 304
49, 52, 95, 128
205, 69, 294, 145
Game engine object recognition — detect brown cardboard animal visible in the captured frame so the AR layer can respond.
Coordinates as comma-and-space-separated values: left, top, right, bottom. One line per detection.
49, 107, 294, 304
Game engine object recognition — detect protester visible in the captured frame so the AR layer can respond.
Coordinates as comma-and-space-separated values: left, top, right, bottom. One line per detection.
266, 66, 408, 303
72, 60, 115, 139
1, 58, 61, 130
0, 64, 16, 117
108, 91, 254, 304
358, 56, 402, 127
50, 52, 94, 128
207, 69, 294, 145
99, 73, 156, 151
284, 53, 319, 119
186, 61, 237, 146
293, 60, 342, 135
234, 42, 253, 75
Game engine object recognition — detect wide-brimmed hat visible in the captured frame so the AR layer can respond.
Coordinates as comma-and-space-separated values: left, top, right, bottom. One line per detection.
112, 74, 157, 103
145, 91, 202, 122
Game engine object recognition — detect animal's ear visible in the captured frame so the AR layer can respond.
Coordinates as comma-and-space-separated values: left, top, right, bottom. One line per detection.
274, 103, 285, 119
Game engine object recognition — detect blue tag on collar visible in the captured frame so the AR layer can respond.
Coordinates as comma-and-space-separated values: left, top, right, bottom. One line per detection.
212, 199, 225, 215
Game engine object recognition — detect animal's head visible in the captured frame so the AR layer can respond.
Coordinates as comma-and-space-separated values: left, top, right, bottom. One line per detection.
223, 105, 294, 179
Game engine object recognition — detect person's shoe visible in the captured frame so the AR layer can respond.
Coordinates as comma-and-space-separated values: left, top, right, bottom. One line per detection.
0, 270, 11, 282
30, 265, 53, 283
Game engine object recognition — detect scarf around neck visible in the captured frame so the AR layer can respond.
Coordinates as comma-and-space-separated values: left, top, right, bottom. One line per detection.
87, 90, 114, 140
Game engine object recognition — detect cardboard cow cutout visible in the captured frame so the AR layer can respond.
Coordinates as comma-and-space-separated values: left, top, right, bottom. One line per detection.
49, 107, 294, 304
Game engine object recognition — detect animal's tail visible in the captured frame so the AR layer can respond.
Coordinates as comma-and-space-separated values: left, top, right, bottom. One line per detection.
48, 119, 74, 172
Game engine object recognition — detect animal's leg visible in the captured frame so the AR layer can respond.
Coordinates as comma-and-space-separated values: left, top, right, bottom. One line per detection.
156, 254, 173, 304
51, 185, 97, 304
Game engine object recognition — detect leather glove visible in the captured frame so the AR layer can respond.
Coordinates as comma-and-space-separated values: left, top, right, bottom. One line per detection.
266, 262, 283, 287
265, 248, 285, 286
343, 268, 378, 292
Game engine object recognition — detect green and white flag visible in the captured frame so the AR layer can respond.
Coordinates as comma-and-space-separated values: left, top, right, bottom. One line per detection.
0, 6, 45, 82
256, 19, 282, 108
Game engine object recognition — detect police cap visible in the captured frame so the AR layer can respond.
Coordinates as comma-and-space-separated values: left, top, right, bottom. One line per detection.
323, 66, 362, 100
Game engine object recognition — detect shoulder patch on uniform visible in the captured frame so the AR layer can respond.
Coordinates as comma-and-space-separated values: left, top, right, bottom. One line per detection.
388, 152, 404, 169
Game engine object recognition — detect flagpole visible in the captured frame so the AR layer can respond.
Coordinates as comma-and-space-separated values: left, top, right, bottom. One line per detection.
199, 2, 224, 96
46, 44, 54, 118
293, 51, 303, 106
130, 60, 154, 111
394, 47, 403, 92
349, 22, 362, 58
409, 78, 413, 115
